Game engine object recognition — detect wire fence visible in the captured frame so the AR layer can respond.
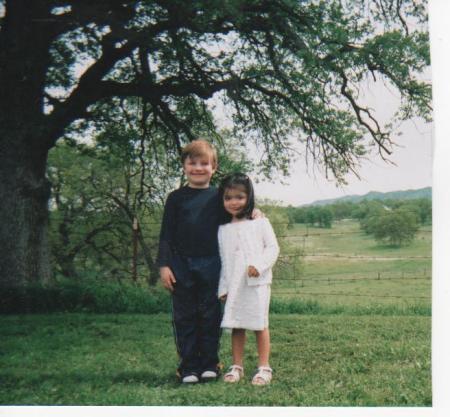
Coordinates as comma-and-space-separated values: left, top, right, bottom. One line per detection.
51, 218, 432, 302
270, 290, 429, 300
273, 228, 430, 300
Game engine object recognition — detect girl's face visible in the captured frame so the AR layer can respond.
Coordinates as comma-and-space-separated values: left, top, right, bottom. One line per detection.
223, 185, 248, 218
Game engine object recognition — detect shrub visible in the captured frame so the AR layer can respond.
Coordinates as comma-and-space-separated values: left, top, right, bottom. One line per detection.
371, 209, 419, 246
0, 279, 171, 314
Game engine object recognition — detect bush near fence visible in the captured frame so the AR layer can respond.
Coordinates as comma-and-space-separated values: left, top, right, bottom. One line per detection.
0, 278, 430, 316
2, 219, 431, 315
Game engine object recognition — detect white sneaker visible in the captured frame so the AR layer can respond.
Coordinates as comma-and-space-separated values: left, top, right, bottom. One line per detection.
201, 370, 218, 381
182, 374, 199, 384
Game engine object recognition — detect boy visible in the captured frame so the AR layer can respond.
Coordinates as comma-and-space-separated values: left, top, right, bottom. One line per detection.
158, 139, 223, 384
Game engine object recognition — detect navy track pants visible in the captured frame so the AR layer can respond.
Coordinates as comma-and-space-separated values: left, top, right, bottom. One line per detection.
170, 253, 222, 377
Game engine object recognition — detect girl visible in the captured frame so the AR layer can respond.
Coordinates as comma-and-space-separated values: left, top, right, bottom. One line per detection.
217, 173, 279, 385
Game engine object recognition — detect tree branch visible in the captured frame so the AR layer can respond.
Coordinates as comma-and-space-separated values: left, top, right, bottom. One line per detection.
339, 70, 392, 157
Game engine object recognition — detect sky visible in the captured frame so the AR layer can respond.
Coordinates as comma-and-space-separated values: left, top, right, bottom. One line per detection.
251, 79, 433, 207
210, 75, 433, 207
207, 39, 433, 207
224, 18, 432, 207
254, 115, 432, 206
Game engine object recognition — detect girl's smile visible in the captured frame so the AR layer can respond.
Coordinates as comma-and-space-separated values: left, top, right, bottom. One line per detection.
223, 187, 248, 219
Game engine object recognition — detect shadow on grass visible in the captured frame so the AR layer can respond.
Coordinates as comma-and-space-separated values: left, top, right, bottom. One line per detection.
0, 369, 178, 390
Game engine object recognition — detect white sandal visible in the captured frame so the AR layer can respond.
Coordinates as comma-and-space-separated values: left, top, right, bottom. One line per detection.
223, 365, 244, 383
252, 366, 273, 385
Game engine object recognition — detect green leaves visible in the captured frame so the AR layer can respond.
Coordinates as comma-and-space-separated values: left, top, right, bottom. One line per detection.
33, 0, 431, 182
0, 1, 432, 286
371, 208, 420, 246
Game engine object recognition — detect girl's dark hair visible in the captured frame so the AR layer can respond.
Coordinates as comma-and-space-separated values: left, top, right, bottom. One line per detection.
218, 173, 255, 223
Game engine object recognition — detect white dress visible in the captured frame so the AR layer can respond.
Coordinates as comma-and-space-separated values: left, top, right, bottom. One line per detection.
218, 218, 279, 331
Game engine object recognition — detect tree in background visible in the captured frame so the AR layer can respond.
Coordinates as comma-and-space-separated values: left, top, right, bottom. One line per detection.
401, 198, 432, 225
47, 122, 252, 284
48, 138, 166, 285
317, 207, 333, 228
287, 205, 334, 228
286, 206, 306, 227
370, 208, 419, 246
259, 203, 304, 283
358, 200, 386, 234
329, 201, 358, 220
305, 207, 318, 227
0, 0, 431, 287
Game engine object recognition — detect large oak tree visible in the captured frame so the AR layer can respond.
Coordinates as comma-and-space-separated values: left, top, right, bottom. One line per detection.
0, 0, 430, 287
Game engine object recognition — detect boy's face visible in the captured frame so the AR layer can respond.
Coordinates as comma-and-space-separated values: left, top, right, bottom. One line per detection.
183, 155, 216, 188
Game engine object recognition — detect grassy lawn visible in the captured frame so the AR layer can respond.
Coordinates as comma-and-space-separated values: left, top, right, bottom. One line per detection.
0, 313, 431, 406
273, 221, 431, 308
0, 219, 431, 406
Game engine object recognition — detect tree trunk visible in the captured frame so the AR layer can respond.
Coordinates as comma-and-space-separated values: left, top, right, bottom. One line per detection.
54, 214, 79, 279
57, 255, 78, 279
0, 142, 52, 287
0, 1, 57, 288
136, 229, 159, 285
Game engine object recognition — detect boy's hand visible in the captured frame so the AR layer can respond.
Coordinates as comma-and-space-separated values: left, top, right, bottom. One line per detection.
160, 266, 176, 292
251, 208, 265, 219
219, 294, 227, 302
248, 265, 260, 278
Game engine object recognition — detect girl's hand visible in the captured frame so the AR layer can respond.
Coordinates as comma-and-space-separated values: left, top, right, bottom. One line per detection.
248, 265, 260, 278
220, 294, 227, 302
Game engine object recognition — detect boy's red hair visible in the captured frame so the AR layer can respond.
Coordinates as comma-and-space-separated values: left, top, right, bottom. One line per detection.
181, 139, 218, 169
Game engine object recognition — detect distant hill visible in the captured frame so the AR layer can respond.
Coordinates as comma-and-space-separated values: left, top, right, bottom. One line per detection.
307, 186, 431, 206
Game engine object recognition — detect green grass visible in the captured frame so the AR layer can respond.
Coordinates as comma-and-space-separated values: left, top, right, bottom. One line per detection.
0, 219, 431, 406
0, 313, 431, 406
273, 221, 431, 308
286, 220, 431, 257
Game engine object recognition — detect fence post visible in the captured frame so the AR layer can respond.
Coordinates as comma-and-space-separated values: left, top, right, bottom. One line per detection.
132, 216, 138, 282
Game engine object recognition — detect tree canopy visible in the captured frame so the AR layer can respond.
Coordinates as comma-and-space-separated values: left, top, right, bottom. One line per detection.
0, 0, 431, 286
371, 207, 420, 246
1, 0, 431, 178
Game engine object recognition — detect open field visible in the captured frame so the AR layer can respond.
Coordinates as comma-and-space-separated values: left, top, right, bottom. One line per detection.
0, 313, 431, 406
272, 220, 431, 308
0, 219, 431, 406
